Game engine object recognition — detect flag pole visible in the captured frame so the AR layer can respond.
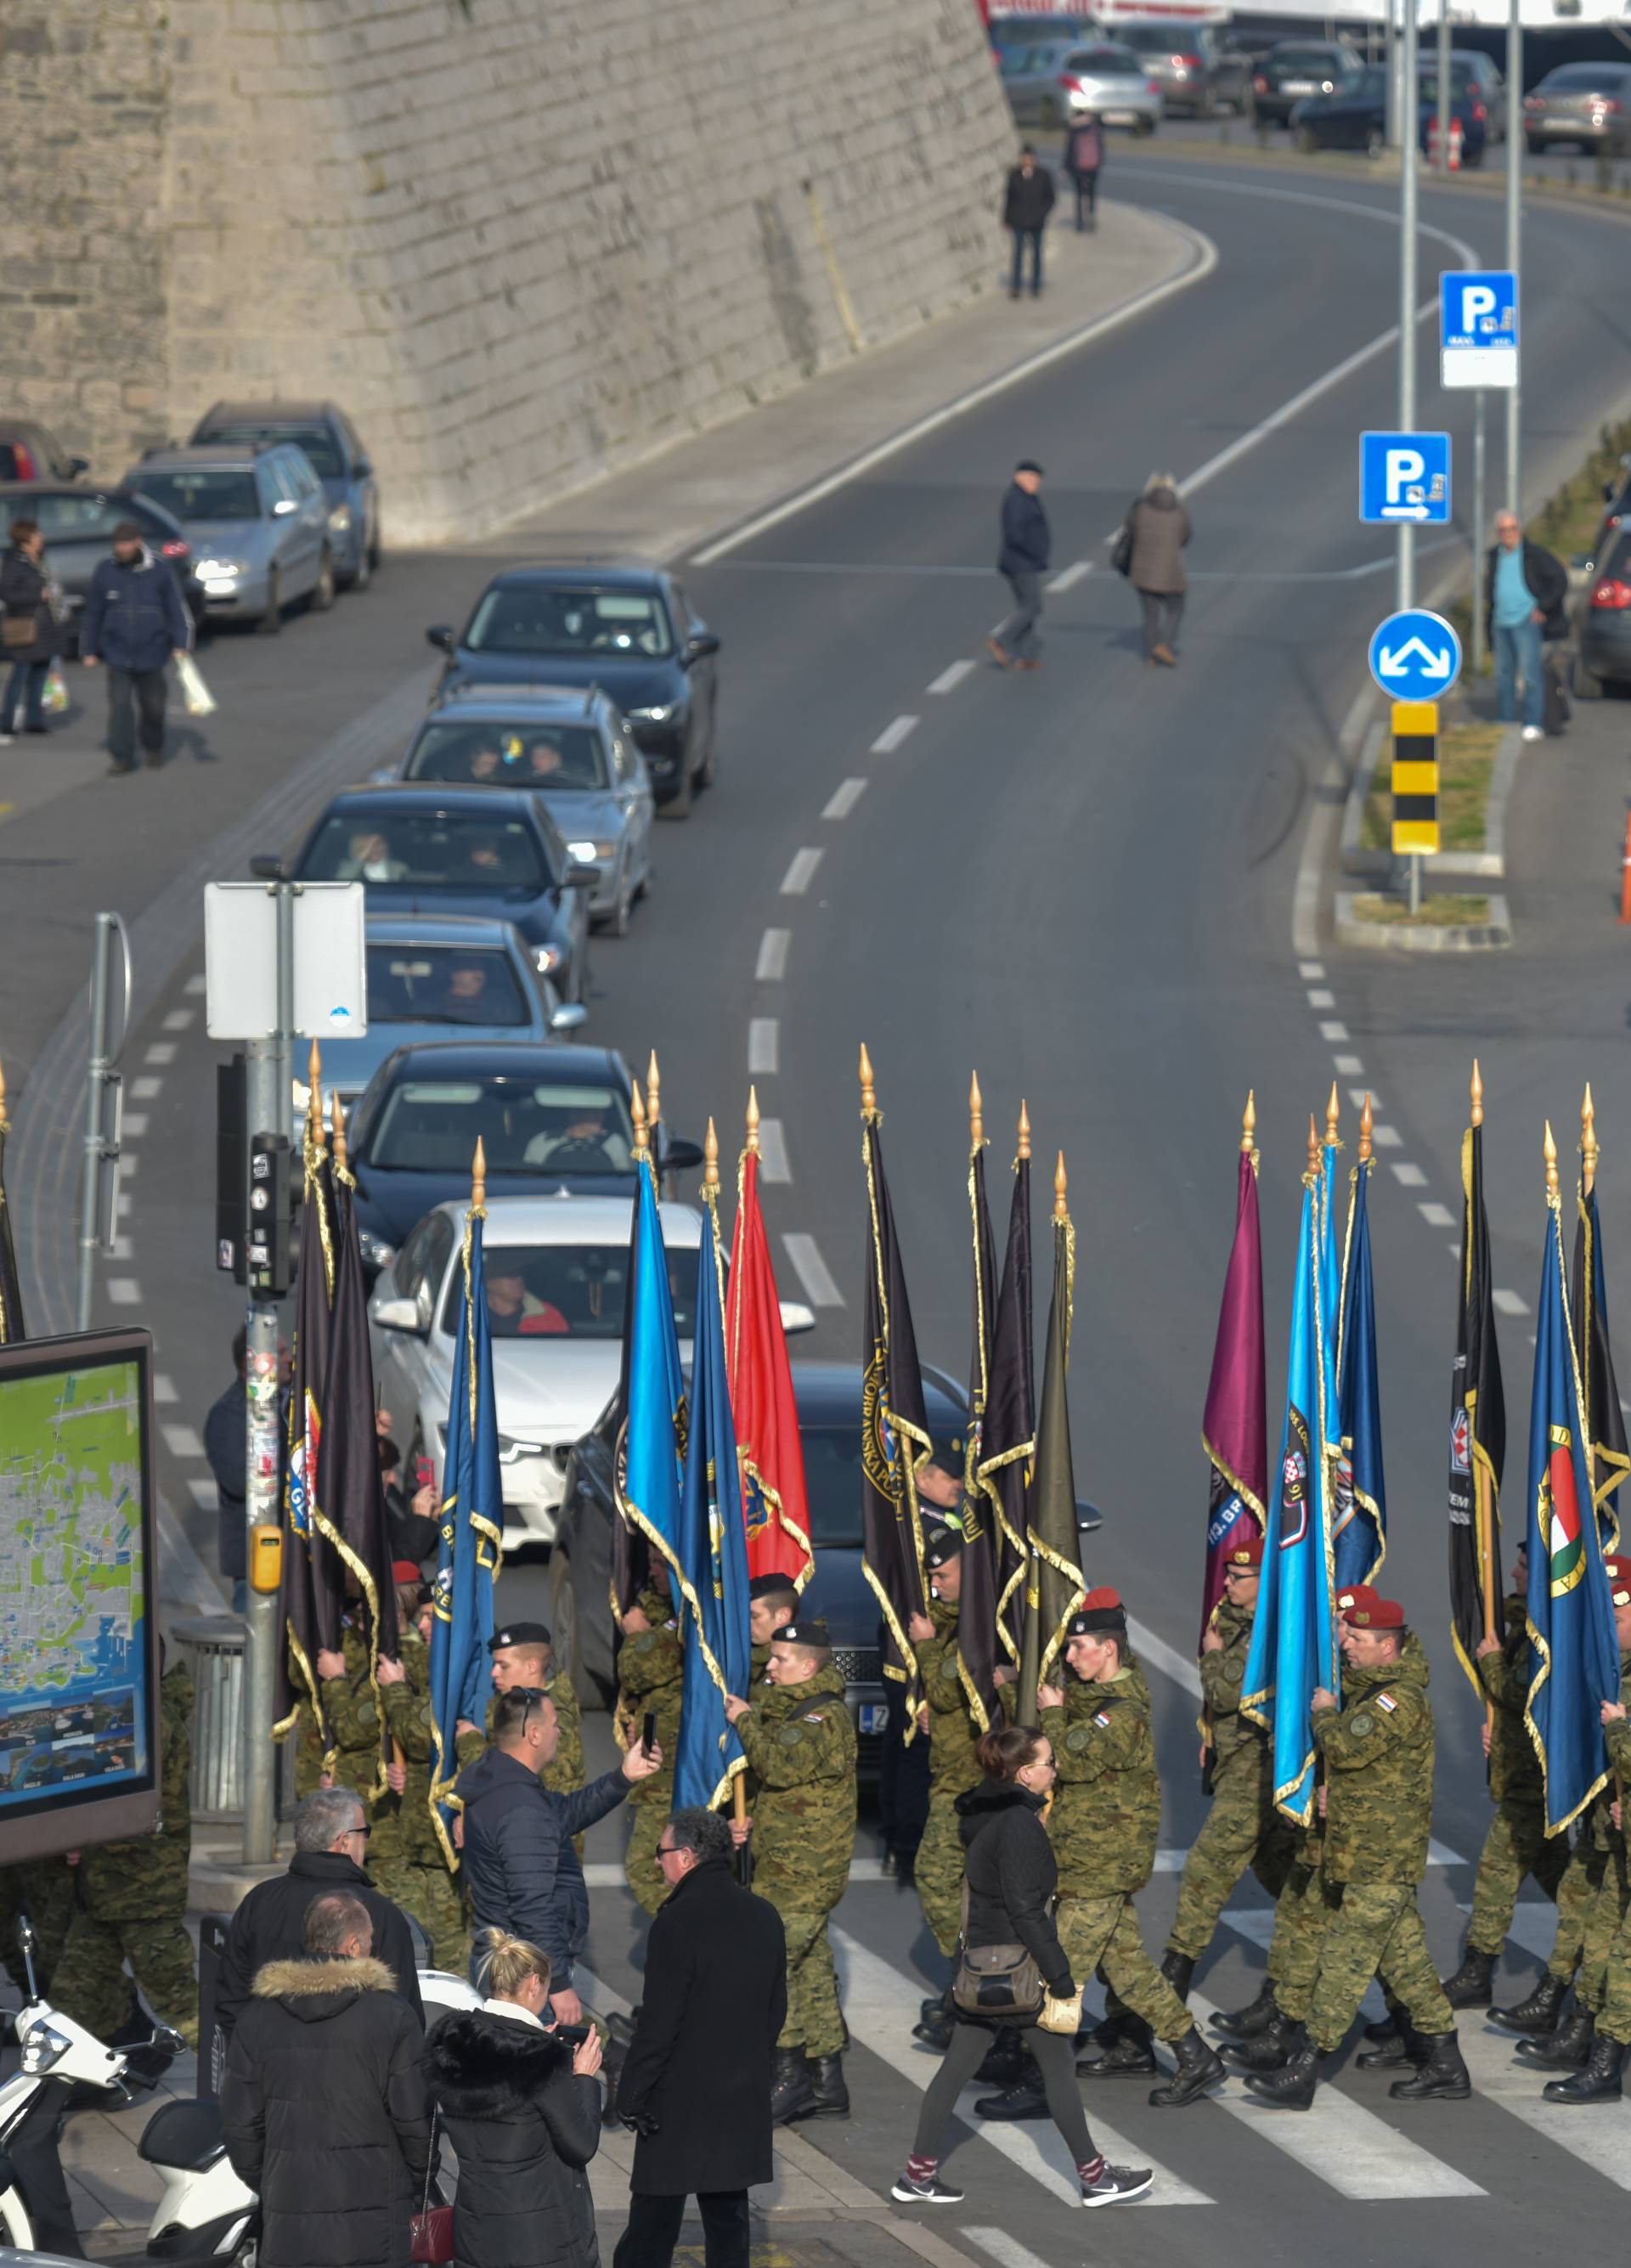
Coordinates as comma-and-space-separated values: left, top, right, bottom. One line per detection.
1472, 1063, 1498, 1650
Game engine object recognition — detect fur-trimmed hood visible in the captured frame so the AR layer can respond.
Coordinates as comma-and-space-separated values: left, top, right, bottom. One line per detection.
427, 2006, 575, 2118
251, 1955, 399, 2017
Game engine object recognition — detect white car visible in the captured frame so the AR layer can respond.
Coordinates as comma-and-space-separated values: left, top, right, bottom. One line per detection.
367, 1193, 812, 1550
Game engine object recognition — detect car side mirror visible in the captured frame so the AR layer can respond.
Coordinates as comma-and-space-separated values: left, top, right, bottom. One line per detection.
1076, 1498, 1104, 1534
426, 624, 454, 652
272, 498, 297, 516
371, 1295, 424, 1335
67, 454, 89, 477
549, 1001, 589, 1034
686, 633, 721, 661
779, 1300, 817, 1337
663, 1135, 704, 1172
561, 864, 595, 889
353, 459, 373, 479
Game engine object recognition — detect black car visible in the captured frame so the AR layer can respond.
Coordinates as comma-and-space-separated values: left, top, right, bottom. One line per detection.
427, 563, 720, 817
0, 482, 206, 652
1252, 39, 1364, 125
287, 782, 593, 1003
0, 419, 87, 483
341, 1036, 703, 1270
1576, 524, 1631, 698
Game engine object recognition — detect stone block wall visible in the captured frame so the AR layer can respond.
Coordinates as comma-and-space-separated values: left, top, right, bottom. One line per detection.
0, 0, 1013, 541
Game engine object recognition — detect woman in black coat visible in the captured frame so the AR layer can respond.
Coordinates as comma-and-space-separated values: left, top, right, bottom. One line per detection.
0, 517, 56, 740
427, 1929, 603, 2268
891, 1725, 1153, 2212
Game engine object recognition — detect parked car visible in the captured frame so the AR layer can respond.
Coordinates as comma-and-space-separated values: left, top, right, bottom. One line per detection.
0, 483, 206, 652
339, 1036, 701, 1271
1252, 39, 1365, 126
295, 913, 585, 1114
286, 782, 593, 1005
1523, 60, 1631, 155
1583, 454, 1631, 573
0, 420, 88, 484
189, 398, 381, 588
1112, 21, 1251, 116
1288, 65, 1389, 153
426, 564, 720, 817
1452, 48, 1508, 141
1574, 523, 1631, 698
1002, 37, 1161, 131
988, 11, 1094, 58
123, 441, 334, 629
1416, 61, 1491, 164
397, 683, 655, 936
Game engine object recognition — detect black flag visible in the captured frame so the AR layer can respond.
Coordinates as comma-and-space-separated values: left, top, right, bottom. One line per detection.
1572, 1116, 1628, 1548
274, 1120, 342, 1746
0, 1063, 25, 1345
978, 1126, 1036, 1670
325, 1154, 400, 1668
1448, 1081, 1505, 1697
958, 1092, 1001, 1730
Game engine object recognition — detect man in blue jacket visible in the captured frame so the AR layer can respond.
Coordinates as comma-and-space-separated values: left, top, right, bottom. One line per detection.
990, 460, 1051, 673
80, 520, 192, 775
457, 1683, 661, 2020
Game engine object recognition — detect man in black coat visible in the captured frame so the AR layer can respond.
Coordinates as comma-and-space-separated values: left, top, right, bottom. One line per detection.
217, 1787, 424, 2036
614, 1808, 788, 2268
990, 460, 1051, 673
222, 1890, 432, 2268
79, 520, 192, 776
1002, 145, 1056, 299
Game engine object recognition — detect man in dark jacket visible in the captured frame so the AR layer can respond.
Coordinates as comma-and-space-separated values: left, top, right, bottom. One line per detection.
1002, 145, 1055, 298
79, 520, 191, 776
216, 1787, 424, 2035
221, 1890, 432, 2268
990, 461, 1051, 673
614, 1808, 787, 2268
1483, 510, 1567, 742
458, 1684, 661, 2018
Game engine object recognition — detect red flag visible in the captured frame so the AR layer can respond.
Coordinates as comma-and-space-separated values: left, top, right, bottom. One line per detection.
726, 1139, 814, 1590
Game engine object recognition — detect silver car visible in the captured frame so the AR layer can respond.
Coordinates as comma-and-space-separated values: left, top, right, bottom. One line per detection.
1004, 37, 1161, 130
395, 682, 655, 935
124, 441, 334, 629
1522, 61, 1631, 155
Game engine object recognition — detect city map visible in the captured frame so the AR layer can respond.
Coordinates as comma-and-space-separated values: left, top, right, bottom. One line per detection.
0, 1355, 150, 1813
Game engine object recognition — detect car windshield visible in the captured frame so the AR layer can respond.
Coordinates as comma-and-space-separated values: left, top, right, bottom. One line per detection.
1272, 47, 1344, 70
364, 945, 530, 1028
204, 424, 345, 477
407, 720, 609, 791
300, 812, 550, 890
464, 587, 674, 659
1418, 65, 1473, 97
1348, 68, 1387, 96
1542, 64, 1626, 90
133, 471, 260, 521
1119, 26, 1184, 51
441, 1240, 697, 1339
8, 493, 155, 544
370, 1077, 635, 1175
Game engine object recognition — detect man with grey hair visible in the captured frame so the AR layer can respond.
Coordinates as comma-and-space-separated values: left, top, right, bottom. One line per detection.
216, 1787, 423, 2035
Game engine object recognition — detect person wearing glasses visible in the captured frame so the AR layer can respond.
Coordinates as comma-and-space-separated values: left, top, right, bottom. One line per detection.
215, 1786, 425, 2037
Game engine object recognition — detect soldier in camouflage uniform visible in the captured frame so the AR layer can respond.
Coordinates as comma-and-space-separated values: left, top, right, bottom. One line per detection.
0, 1859, 77, 2000
370, 1572, 477, 1972
908, 1533, 985, 1961
308, 1614, 387, 1804
487, 1619, 585, 1799
52, 1653, 199, 2050
612, 1583, 685, 1915
1245, 1587, 1469, 2107
725, 1616, 856, 2126
748, 1575, 799, 1683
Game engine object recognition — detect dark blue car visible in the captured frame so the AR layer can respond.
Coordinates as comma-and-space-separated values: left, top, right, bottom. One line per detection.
191, 398, 381, 587
1290, 65, 1487, 162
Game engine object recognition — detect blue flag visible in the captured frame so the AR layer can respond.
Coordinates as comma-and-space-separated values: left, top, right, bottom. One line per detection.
428, 1201, 502, 1860
1243, 1160, 1340, 1825
618, 1157, 687, 1587
674, 1202, 752, 1810
1335, 1159, 1386, 1589
1525, 1197, 1621, 1835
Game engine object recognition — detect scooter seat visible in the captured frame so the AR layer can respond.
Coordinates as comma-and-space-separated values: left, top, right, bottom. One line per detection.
138, 2096, 225, 2169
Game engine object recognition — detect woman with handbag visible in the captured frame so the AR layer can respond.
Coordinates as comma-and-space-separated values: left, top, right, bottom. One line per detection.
426, 1928, 603, 2268
890, 1725, 1154, 2210
1120, 471, 1193, 667
0, 518, 56, 742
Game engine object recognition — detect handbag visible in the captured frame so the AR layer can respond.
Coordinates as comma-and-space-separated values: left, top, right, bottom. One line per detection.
1037, 1989, 1083, 2035
1109, 522, 1134, 579
409, 2108, 454, 2266
2, 612, 36, 648
951, 1880, 1047, 2020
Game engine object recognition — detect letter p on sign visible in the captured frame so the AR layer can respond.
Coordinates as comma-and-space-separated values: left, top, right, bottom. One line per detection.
1461, 283, 1497, 330
1385, 449, 1425, 504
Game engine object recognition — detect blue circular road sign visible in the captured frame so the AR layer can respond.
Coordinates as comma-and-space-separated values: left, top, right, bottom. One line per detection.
1368, 609, 1462, 702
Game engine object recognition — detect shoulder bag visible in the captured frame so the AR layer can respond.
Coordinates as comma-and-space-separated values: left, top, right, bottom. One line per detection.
951, 1879, 1047, 2020
1109, 518, 1135, 579
409, 2107, 454, 2266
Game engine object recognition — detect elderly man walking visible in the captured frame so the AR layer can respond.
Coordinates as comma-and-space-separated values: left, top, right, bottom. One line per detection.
1483, 510, 1567, 743
79, 519, 191, 776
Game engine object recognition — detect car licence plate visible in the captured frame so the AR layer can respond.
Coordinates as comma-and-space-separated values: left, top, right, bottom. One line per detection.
1283, 77, 1316, 92
858, 1703, 889, 1735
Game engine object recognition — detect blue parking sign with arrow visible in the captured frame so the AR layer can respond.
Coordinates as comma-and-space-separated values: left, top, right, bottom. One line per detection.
1368, 608, 1462, 702
1359, 432, 1451, 523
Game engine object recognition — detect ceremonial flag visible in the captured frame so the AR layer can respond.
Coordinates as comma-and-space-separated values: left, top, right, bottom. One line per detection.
1448, 1067, 1506, 1696
957, 1077, 1000, 1729
674, 1160, 752, 1810
1017, 1155, 1087, 1724
1524, 1140, 1621, 1835
0, 1056, 25, 1344
859, 1047, 931, 1718
1242, 1122, 1340, 1826
274, 1106, 342, 1746
1199, 1099, 1267, 1644
725, 1103, 812, 1593
616, 1129, 688, 1596
1572, 1092, 1628, 1549
978, 1112, 1036, 1667
1333, 1122, 1386, 1590
428, 1150, 503, 1861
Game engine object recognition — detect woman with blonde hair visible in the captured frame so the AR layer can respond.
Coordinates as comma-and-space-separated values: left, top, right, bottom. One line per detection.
427, 1927, 603, 2268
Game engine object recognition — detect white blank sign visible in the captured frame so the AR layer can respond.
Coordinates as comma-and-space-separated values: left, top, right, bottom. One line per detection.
205, 882, 368, 1040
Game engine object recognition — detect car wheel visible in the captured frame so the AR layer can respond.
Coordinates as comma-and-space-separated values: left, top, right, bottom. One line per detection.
697, 730, 717, 791
309, 548, 336, 612
257, 569, 283, 635
1463, 141, 1483, 167
635, 851, 652, 902
1572, 649, 1603, 702
1526, 136, 1544, 156
608, 860, 633, 938
343, 543, 371, 593
658, 761, 692, 820
367, 521, 382, 572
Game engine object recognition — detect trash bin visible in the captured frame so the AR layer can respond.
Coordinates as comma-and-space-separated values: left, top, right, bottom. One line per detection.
172, 1615, 246, 1820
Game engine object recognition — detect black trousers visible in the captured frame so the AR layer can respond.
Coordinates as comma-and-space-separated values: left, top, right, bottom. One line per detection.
1008, 226, 1044, 293
878, 1668, 930, 1859
1137, 588, 1185, 657
614, 2190, 750, 2268
105, 663, 168, 766
1071, 172, 1098, 227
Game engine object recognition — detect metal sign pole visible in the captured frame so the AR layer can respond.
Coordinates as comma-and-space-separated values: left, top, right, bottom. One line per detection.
1436, 7, 1451, 174
1504, 0, 1522, 510
1471, 389, 1487, 679
76, 914, 129, 1334
1398, 0, 1420, 622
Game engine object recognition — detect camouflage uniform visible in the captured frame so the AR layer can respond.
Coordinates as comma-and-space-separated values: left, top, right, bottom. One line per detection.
0, 1859, 77, 1998
736, 1665, 856, 2057
1572, 1655, 1631, 2012
52, 1663, 199, 2048
911, 1600, 983, 1957
1262, 1823, 1330, 2022
371, 1632, 479, 1973
1167, 1598, 1295, 1961
291, 1620, 383, 1803
1041, 1661, 1192, 2044
1305, 1635, 1453, 2052
1465, 1594, 1572, 1955
1590, 1705, 1631, 2042
612, 1592, 684, 1917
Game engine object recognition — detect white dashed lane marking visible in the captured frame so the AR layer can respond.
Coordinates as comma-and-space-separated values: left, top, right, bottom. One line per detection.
122, 1114, 149, 1138
1298, 961, 1325, 980
1318, 1020, 1350, 1043
161, 1008, 195, 1031
1333, 1054, 1364, 1077
1418, 1201, 1456, 1228
1047, 559, 1092, 594
144, 1042, 177, 1066
870, 715, 918, 754
822, 778, 868, 820
1369, 1123, 1402, 1148
755, 929, 791, 981
1391, 1161, 1427, 1187
780, 848, 824, 896
107, 1278, 141, 1306
756, 1117, 792, 1184
926, 661, 974, 696
161, 1425, 205, 1460
1306, 989, 1335, 1009
132, 1076, 162, 1100
1493, 1288, 1528, 1316
748, 1018, 779, 1075
188, 1479, 217, 1510
782, 1233, 844, 1308
184, 973, 206, 995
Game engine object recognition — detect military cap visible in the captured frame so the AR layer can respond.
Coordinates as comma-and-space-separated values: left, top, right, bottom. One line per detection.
1338, 1584, 1403, 1629
1222, 1535, 1264, 1571
1065, 1586, 1126, 1636
925, 1530, 964, 1570
1605, 1554, 1631, 1608
391, 1559, 424, 1584
772, 1617, 831, 1650
749, 1573, 799, 1602
490, 1620, 551, 1652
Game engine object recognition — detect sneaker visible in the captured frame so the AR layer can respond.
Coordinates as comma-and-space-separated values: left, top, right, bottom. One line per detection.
1521, 725, 1544, 742
1080, 2162, 1154, 2208
891, 2170, 965, 2204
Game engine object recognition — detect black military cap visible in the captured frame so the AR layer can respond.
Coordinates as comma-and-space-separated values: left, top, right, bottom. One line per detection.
749, 1573, 799, 1602
1064, 1587, 1126, 1638
490, 1621, 550, 1652
772, 1618, 831, 1650
924, 1530, 963, 1571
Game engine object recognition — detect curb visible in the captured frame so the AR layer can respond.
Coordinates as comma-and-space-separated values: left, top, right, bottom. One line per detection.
1339, 719, 1523, 883
1335, 888, 1512, 952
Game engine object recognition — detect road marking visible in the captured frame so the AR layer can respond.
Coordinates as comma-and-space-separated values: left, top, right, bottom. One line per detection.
1419, 1201, 1456, 1228
822, 777, 868, 819
782, 1232, 844, 1308
118, 1154, 136, 1176
1127, 1616, 1201, 1699
687, 222, 1217, 564
1306, 989, 1335, 1009
1391, 1162, 1427, 1188
1346, 1088, 1375, 1110
122, 1113, 149, 1138
1458, 2020, 1631, 2189
1369, 1124, 1402, 1148
832, 1931, 1209, 2207
748, 1018, 779, 1075
968, 2234, 1062, 2268
110, 1235, 133, 1260
132, 1076, 163, 1100
161, 1007, 195, 1031
927, 660, 975, 696
154, 1374, 178, 1404
1047, 560, 1092, 594
1292, 683, 1374, 961
1299, 962, 1325, 980
872, 715, 918, 754
1493, 1288, 1528, 1317
781, 847, 824, 895
188, 1478, 218, 1510
757, 1116, 792, 1184
1333, 1054, 1364, 1077
185, 972, 207, 995
756, 929, 791, 981
161, 1425, 205, 1460
107, 1278, 141, 1305
144, 1041, 177, 1065
1318, 1020, 1349, 1043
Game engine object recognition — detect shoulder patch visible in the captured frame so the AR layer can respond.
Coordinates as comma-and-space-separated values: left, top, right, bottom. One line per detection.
1064, 1724, 1092, 1752
804, 1712, 826, 1724
940, 1655, 959, 1679
1350, 1712, 1374, 1737
1092, 1711, 1112, 1728
780, 1725, 804, 1746
1375, 1692, 1397, 1713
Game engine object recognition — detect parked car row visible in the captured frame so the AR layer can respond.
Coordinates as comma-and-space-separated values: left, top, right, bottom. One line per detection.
1285, 53, 1508, 162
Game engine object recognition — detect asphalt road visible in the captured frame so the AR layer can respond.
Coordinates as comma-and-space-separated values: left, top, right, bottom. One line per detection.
13, 158, 1631, 2259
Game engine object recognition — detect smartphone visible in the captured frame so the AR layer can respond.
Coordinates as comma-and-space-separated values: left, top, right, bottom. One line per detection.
641, 1711, 657, 1757
415, 1455, 434, 1492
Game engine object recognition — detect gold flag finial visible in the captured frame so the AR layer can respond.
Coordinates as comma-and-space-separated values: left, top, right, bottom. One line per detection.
1017, 1100, 1031, 1161
746, 1085, 761, 1154
0, 1052, 8, 1131
970, 1070, 983, 1148
1306, 1114, 1320, 1177
1325, 1080, 1340, 1150
1241, 1090, 1256, 1154
859, 1042, 876, 1116
1358, 1092, 1374, 1165
703, 1116, 720, 1191
646, 1050, 661, 1131
1053, 1150, 1068, 1221
307, 1040, 324, 1138
1470, 1058, 1484, 1129
1544, 1120, 1559, 1202
1583, 1084, 1599, 1196
330, 1090, 348, 1171
472, 1137, 487, 1211
631, 1081, 649, 1156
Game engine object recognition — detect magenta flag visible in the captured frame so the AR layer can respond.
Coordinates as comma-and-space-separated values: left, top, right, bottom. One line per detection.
1200, 1141, 1268, 1643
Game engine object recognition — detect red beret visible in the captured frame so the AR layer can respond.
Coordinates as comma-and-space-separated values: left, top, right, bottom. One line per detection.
1605, 1554, 1631, 1606
391, 1560, 424, 1584
1224, 1536, 1264, 1571
1081, 1585, 1122, 1613
1339, 1584, 1403, 1630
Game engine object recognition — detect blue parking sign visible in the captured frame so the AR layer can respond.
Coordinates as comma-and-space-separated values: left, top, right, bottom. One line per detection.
1359, 432, 1451, 525
1441, 271, 1518, 390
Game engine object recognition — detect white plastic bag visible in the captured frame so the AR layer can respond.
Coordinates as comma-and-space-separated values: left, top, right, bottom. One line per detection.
176, 652, 216, 718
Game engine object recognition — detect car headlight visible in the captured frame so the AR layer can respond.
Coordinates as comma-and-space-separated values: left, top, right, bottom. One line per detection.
357, 1231, 397, 1273
329, 505, 353, 533
195, 557, 243, 578
21, 2020, 71, 2074
626, 704, 674, 724
566, 838, 617, 862
533, 944, 564, 973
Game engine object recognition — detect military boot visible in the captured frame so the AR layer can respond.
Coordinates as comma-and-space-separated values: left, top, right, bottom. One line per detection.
800, 2054, 850, 2118
1223, 2012, 1301, 2072
1361, 2009, 1401, 2045
1356, 2017, 1429, 2070
974, 2029, 1028, 2085
974, 2076, 1049, 2120
1244, 2030, 1319, 2109
1148, 2024, 1225, 2108
1516, 2009, 1594, 2068
770, 2046, 816, 2124
1078, 2017, 1156, 2077
1160, 1948, 1195, 2001
912, 1989, 956, 2051
1441, 1947, 1496, 2010
1389, 2029, 1471, 2101
1210, 1978, 1277, 2040
1543, 2033, 1624, 2103
1490, 1974, 1569, 2035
